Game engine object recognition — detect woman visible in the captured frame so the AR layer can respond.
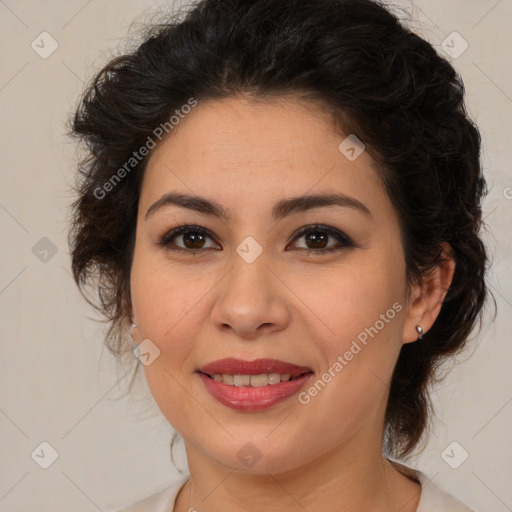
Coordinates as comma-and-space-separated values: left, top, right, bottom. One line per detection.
68, 0, 491, 510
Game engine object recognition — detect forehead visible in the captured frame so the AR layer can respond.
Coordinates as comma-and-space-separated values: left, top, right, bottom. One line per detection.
154, 95, 340, 163
139, 95, 391, 224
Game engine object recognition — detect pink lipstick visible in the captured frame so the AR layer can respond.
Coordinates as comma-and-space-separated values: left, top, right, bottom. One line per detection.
197, 358, 313, 411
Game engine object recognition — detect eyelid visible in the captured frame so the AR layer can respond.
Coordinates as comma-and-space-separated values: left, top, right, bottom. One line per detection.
287, 224, 355, 250
156, 223, 355, 253
157, 223, 219, 249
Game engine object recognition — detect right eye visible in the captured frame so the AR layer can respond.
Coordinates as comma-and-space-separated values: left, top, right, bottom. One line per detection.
157, 224, 221, 252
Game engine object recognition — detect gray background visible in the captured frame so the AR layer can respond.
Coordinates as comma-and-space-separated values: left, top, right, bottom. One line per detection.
0, 0, 511, 510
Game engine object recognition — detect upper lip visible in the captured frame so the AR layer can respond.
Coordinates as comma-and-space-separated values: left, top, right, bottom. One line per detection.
198, 358, 313, 377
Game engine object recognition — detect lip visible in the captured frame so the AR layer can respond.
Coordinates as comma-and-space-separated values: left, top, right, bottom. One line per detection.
196, 358, 314, 411
197, 372, 313, 411
198, 357, 312, 377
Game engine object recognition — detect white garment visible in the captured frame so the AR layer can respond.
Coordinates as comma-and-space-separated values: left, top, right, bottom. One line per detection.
110, 467, 474, 512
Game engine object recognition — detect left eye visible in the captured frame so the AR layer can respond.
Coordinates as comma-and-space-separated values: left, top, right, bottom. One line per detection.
289, 225, 355, 254
157, 224, 354, 254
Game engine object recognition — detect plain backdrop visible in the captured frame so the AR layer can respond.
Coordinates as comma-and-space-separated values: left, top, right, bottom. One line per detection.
0, 1, 511, 510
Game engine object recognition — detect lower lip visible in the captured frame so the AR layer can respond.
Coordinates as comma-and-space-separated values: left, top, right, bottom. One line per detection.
197, 372, 313, 411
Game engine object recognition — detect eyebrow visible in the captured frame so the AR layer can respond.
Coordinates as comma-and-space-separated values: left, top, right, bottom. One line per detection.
145, 191, 372, 221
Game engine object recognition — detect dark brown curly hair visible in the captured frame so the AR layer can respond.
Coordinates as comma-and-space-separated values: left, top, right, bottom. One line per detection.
68, 0, 494, 460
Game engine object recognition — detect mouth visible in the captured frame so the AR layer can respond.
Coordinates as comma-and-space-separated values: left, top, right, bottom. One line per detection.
197, 371, 312, 386
196, 358, 314, 411
197, 357, 313, 386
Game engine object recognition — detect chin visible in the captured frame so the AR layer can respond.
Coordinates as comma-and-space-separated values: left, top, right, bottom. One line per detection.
202, 437, 310, 475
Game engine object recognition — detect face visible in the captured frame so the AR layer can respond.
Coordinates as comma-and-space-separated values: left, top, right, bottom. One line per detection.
130, 95, 418, 474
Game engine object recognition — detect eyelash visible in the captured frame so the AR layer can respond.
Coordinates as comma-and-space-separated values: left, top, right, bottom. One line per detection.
156, 223, 355, 255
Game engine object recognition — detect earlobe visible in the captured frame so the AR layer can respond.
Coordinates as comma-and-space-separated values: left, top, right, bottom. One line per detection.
402, 242, 456, 344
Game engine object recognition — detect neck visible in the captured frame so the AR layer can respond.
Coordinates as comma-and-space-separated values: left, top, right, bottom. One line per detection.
174, 436, 421, 512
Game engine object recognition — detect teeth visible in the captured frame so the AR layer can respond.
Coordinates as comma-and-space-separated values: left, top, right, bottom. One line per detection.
233, 374, 251, 386
210, 373, 295, 387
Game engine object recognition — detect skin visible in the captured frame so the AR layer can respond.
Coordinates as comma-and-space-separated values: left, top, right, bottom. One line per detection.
129, 95, 455, 512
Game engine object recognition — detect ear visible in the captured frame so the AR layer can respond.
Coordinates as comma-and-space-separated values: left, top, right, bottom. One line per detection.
402, 242, 456, 344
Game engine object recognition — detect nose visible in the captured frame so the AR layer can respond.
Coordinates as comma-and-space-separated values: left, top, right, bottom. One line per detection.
210, 248, 291, 340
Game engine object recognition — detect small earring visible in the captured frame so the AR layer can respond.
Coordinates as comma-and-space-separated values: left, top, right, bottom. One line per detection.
131, 323, 137, 328
416, 325, 424, 341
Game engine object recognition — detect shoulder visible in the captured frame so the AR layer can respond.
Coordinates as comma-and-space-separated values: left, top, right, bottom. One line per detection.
108, 475, 190, 512
389, 459, 474, 512
415, 470, 475, 512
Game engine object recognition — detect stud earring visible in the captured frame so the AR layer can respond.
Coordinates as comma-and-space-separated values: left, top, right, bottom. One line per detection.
416, 325, 424, 341
131, 323, 137, 328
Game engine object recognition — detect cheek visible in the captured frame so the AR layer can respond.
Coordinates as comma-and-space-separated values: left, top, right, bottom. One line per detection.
294, 252, 405, 351
130, 246, 211, 338
294, 258, 405, 404
129, 248, 221, 407
294, 255, 406, 432
130, 254, 201, 422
